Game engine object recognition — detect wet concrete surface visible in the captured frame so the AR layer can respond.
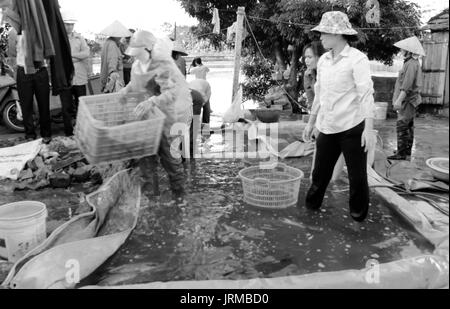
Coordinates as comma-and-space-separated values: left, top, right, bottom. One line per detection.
0, 102, 448, 286
78, 157, 434, 287
375, 115, 449, 170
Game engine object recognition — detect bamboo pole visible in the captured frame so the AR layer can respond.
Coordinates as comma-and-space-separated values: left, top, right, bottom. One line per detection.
232, 7, 246, 101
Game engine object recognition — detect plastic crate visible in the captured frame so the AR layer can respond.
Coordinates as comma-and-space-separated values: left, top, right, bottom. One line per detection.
75, 92, 166, 164
239, 163, 304, 209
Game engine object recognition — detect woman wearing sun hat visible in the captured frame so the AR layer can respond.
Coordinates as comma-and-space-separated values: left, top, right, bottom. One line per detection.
302, 11, 377, 223
388, 36, 425, 161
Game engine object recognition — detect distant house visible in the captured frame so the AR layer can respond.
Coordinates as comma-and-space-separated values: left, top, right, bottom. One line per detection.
421, 8, 449, 115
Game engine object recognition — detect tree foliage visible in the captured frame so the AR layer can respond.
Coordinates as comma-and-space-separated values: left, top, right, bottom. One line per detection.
177, 0, 422, 100
241, 55, 277, 101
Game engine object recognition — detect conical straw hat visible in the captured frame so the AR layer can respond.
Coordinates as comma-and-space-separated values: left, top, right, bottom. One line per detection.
100, 20, 132, 38
394, 36, 426, 56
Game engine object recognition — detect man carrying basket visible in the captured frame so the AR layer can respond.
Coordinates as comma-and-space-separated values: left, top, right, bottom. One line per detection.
119, 30, 193, 205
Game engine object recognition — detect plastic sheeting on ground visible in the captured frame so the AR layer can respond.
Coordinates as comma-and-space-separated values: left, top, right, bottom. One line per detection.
83, 166, 448, 290
231, 121, 314, 159
84, 254, 448, 289
1, 169, 141, 289
0, 139, 42, 180
368, 166, 449, 255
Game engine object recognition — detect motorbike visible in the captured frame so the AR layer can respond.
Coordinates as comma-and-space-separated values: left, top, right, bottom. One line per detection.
0, 73, 24, 132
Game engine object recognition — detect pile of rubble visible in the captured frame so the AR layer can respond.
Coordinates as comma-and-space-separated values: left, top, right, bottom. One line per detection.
1, 137, 105, 192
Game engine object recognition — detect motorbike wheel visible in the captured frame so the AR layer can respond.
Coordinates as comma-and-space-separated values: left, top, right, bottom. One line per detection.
2, 100, 25, 133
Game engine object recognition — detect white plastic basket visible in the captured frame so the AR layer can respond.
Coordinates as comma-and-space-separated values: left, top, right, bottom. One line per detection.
75, 93, 166, 165
239, 163, 304, 209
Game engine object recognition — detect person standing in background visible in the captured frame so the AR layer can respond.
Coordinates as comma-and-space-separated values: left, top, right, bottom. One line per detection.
172, 41, 188, 78
121, 28, 135, 85
100, 21, 131, 93
189, 57, 210, 80
62, 11, 90, 119
388, 36, 425, 161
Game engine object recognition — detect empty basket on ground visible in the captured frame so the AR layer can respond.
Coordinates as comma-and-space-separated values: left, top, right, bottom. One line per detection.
75, 93, 166, 164
239, 163, 304, 209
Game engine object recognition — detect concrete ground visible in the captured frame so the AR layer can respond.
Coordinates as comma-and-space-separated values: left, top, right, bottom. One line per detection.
375, 115, 449, 169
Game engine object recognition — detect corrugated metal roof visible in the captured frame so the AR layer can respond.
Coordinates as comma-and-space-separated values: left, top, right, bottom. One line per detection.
425, 8, 449, 31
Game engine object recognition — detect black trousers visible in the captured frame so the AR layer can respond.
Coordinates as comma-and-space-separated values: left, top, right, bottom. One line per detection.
396, 103, 416, 157
71, 85, 87, 117
202, 100, 211, 124
123, 68, 132, 86
306, 122, 370, 222
16, 66, 52, 139
190, 90, 212, 157
59, 89, 75, 137
397, 118, 414, 157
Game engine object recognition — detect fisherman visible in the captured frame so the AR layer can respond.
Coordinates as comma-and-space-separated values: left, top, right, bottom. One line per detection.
120, 30, 193, 204
388, 36, 425, 161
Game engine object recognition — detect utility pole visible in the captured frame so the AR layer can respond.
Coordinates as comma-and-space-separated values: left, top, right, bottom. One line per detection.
232, 7, 245, 101
174, 22, 177, 41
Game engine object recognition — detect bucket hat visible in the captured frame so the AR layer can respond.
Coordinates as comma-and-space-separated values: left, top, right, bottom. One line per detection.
312, 11, 358, 36
394, 36, 426, 57
100, 20, 132, 38
172, 41, 188, 56
125, 30, 157, 56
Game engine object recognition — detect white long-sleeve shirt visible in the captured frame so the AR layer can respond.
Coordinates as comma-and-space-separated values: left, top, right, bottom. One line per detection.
311, 44, 376, 134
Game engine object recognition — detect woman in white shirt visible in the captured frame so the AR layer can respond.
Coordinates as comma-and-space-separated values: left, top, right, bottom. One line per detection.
189, 57, 210, 80
303, 11, 377, 223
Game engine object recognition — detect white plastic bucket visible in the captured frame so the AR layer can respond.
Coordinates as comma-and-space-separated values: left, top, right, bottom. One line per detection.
0, 202, 47, 263
375, 102, 389, 120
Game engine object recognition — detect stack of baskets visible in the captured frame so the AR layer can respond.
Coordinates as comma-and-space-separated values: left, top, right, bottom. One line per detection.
239, 163, 304, 209
75, 93, 166, 164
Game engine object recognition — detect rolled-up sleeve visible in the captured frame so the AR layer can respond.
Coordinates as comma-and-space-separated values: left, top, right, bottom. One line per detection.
353, 56, 376, 119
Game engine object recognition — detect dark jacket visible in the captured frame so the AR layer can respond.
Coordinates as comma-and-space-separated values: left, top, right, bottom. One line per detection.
42, 0, 74, 95
6, 0, 55, 74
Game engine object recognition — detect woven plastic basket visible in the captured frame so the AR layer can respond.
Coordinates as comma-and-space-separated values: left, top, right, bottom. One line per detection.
239, 163, 304, 209
75, 92, 166, 164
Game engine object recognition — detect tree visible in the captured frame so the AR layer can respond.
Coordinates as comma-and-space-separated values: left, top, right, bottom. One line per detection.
190, 22, 225, 51
177, 0, 422, 103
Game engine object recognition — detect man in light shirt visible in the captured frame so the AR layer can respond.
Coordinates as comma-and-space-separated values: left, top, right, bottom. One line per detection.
63, 12, 90, 119
303, 11, 377, 223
